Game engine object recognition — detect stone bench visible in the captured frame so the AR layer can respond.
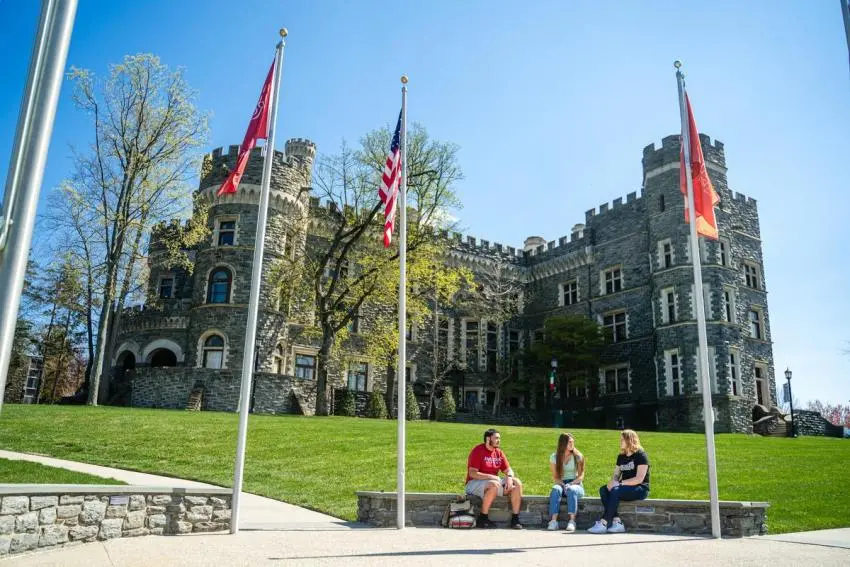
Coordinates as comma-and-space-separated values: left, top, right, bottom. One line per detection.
356, 491, 769, 537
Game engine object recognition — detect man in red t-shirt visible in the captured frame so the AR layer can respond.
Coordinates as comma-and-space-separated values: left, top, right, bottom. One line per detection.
465, 428, 524, 529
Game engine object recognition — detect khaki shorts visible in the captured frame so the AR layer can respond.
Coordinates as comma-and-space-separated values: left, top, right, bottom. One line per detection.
465, 478, 509, 498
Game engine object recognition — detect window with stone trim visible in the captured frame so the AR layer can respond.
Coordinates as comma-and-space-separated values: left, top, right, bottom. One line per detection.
158, 276, 175, 299
749, 308, 764, 340
207, 268, 232, 304
294, 353, 317, 380
486, 322, 498, 372
283, 230, 295, 259
348, 361, 368, 392
665, 350, 682, 396
216, 219, 236, 246
723, 288, 737, 323
202, 335, 225, 369
602, 267, 623, 294
658, 239, 674, 269
744, 262, 761, 290
718, 238, 729, 267
603, 311, 627, 342
754, 363, 769, 406
568, 374, 588, 399
464, 320, 479, 371
661, 288, 676, 324
728, 350, 741, 396
560, 280, 578, 306
601, 365, 630, 394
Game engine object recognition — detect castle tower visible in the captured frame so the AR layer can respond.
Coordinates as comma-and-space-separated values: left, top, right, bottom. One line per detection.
642, 134, 773, 433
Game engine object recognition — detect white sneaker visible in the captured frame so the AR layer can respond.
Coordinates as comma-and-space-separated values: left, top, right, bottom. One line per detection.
547, 520, 559, 531
607, 520, 626, 533
587, 520, 608, 534
565, 520, 576, 532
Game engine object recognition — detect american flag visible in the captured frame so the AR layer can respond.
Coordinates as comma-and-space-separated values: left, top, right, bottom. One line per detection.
378, 111, 403, 248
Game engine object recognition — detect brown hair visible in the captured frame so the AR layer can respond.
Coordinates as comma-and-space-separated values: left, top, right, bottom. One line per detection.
555, 433, 584, 480
619, 429, 643, 456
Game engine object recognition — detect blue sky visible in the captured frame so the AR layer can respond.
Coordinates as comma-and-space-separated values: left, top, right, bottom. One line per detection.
2, 0, 848, 406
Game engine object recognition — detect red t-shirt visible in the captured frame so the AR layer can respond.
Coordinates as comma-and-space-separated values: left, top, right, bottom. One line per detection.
466, 443, 510, 482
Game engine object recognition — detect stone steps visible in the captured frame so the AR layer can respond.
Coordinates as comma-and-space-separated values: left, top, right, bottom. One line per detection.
186, 387, 204, 411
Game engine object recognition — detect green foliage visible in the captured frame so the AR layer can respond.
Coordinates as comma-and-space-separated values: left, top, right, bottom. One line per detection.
0, 406, 847, 535
436, 389, 457, 421
405, 385, 420, 421
365, 390, 388, 419
338, 389, 357, 417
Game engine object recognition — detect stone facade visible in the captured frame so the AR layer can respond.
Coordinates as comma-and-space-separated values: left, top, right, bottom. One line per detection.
794, 410, 844, 438
355, 491, 769, 537
109, 133, 775, 433
0, 486, 231, 558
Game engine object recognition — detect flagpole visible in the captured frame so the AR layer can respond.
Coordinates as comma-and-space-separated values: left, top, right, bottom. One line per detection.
675, 60, 721, 539
231, 30, 287, 535
841, 0, 850, 77
0, 0, 77, 414
397, 74, 409, 530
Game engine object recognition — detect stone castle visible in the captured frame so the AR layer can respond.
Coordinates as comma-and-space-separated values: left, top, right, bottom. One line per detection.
107, 132, 775, 433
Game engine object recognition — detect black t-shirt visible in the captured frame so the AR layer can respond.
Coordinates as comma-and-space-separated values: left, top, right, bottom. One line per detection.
616, 450, 650, 488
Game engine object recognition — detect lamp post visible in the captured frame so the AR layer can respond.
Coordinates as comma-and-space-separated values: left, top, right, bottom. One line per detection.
549, 358, 557, 426
785, 367, 796, 438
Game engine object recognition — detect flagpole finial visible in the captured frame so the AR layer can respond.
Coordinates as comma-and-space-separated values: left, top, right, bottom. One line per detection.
279, 28, 288, 38
400, 75, 409, 84
673, 60, 682, 70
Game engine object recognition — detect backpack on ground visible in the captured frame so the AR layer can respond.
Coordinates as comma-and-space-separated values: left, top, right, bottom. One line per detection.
441, 495, 476, 528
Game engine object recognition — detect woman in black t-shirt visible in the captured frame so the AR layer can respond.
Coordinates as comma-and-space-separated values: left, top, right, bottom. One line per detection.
587, 429, 650, 534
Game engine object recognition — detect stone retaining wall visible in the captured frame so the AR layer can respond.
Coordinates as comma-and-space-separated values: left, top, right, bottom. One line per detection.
356, 491, 768, 538
0, 485, 232, 558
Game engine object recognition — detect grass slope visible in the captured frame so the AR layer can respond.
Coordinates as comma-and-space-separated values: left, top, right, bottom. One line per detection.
0, 405, 845, 534
0, 458, 125, 485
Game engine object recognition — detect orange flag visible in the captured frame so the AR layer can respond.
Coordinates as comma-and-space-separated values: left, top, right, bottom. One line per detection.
680, 93, 720, 240
217, 60, 275, 196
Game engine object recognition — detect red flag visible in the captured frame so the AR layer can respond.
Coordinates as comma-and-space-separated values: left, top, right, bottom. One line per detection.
217, 60, 275, 196
680, 93, 720, 240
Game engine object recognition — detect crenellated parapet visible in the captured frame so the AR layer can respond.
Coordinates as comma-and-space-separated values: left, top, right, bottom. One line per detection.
584, 190, 643, 224
642, 133, 726, 177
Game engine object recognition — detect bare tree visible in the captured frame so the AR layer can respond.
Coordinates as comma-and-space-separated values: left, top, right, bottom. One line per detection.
45, 54, 210, 404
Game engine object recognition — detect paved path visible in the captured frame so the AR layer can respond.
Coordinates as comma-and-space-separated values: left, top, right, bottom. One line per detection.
2, 451, 849, 566
0, 450, 348, 531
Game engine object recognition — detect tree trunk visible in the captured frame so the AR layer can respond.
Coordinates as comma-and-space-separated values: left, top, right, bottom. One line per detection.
384, 363, 395, 418
492, 387, 501, 417
314, 328, 335, 416
35, 296, 59, 404
88, 269, 118, 405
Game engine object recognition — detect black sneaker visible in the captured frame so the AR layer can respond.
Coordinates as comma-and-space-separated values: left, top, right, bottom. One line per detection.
510, 519, 524, 530
477, 517, 498, 529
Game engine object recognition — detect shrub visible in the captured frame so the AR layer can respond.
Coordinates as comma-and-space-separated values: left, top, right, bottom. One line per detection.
437, 390, 456, 421
405, 385, 420, 421
365, 390, 388, 419
338, 389, 356, 417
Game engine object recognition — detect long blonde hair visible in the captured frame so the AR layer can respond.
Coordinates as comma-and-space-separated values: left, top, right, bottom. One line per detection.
619, 429, 643, 456
555, 433, 584, 479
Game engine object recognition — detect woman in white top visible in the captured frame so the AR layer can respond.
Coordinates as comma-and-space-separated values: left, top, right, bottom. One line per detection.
547, 432, 586, 532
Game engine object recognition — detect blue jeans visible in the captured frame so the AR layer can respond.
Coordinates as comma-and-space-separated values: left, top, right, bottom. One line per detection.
548, 482, 585, 517
599, 484, 648, 524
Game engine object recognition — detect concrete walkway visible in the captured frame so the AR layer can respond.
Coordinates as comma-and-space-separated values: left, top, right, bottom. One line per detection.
2, 451, 849, 566
0, 450, 348, 531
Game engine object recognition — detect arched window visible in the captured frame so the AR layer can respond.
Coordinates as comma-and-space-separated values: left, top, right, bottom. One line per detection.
202, 335, 225, 369
207, 268, 232, 304
150, 349, 177, 368
273, 344, 285, 374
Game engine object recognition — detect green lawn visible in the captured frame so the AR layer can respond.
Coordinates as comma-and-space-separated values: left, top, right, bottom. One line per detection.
0, 457, 125, 485
0, 405, 846, 534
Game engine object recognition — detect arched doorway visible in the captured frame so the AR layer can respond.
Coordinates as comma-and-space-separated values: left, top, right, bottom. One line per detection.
149, 348, 177, 368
